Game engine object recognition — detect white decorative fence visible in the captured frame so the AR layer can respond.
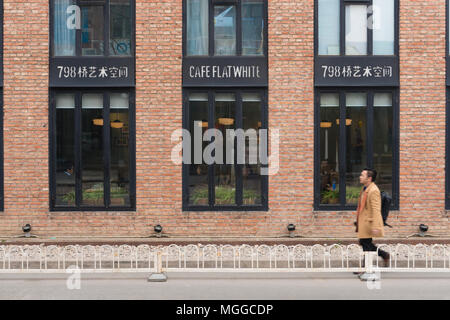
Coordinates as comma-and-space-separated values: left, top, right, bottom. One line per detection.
0, 244, 450, 273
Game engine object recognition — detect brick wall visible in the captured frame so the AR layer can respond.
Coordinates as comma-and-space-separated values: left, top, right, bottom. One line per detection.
0, 0, 448, 239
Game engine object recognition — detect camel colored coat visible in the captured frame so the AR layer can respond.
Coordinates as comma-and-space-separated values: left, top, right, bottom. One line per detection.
356, 182, 385, 239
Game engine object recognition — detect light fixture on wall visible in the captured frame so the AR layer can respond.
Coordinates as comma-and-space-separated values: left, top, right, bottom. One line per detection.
287, 224, 296, 238
16, 224, 37, 238
406, 224, 434, 238
154, 225, 163, 238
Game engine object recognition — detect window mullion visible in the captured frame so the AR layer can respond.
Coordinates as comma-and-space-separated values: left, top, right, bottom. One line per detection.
236, 0, 242, 56
368, 0, 373, 55
209, 2, 214, 56
236, 90, 243, 206
340, 0, 345, 56
76, 0, 82, 56
367, 91, 374, 168
103, 92, 111, 208
104, 0, 110, 56
339, 91, 346, 206
208, 90, 215, 207
50, 92, 57, 208
75, 92, 82, 207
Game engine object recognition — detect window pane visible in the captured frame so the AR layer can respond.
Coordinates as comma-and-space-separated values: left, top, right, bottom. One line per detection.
81, 94, 104, 206
81, 6, 104, 56
242, 0, 264, 56
242, 93, 262, 205
374, 93, 393, 197
345, 5, 367, 55
187, 0, 209, 56
110, 93, 130, 206
345, 93, 367, 205
189, 93, 209, 205
373, 0, 394, 55
318, 0, 340, 55
54, 0, 76, 56
320, 93, 340, 205
214, 6, 236, 56
214, 93, 236, 205
55, 94, 75, 206
110, 0, 131, 56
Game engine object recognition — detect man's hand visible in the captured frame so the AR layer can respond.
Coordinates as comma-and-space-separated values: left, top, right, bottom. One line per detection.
372, 229, 380, 236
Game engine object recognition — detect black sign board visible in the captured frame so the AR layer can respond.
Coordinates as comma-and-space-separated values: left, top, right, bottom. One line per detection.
183, 57, 267, 87
50, 57, 135, 87
315, 56, 399, 87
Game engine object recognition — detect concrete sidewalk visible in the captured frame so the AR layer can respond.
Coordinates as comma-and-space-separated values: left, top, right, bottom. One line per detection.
1, 272, 450, 300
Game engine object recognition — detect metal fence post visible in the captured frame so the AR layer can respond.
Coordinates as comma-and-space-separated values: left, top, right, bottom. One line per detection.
359, 252, 380, 281
148, 251, 167, 282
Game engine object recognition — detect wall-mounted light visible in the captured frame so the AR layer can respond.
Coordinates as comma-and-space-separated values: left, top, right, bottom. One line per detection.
154, 225, 163, 238
407, 224, 433, 238
287, 224, 296, 238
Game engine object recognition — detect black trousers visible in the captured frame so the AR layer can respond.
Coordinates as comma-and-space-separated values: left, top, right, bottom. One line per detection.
359, 238, 389, 260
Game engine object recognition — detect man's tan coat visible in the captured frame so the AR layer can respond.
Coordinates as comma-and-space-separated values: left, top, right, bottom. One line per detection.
356, 182, 385, 239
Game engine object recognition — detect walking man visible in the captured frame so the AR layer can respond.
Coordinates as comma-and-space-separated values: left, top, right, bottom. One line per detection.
355, 168, 390, 267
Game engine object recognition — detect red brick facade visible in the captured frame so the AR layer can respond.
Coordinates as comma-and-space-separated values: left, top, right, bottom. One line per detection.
0, 0, 448, 238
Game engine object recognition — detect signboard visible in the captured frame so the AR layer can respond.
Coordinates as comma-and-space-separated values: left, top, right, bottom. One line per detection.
50, 57, 135, 87
183, 57, 267, 87
315, 56, 399, 87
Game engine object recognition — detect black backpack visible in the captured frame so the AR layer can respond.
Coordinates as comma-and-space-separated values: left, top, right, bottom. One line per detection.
381, 191, 393, 228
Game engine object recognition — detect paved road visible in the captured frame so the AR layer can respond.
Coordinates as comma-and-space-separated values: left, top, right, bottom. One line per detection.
1, 272, 450, 300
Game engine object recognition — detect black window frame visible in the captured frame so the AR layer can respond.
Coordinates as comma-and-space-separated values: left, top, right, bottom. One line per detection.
50, 0, 136, 58
446, 0, 450, 209
0, 0, 3, 212
49, 88, 136, 211
182, 0, 268, 58
314, 87, 399, 211
315, 0, 399, 57
182, 87, 268, 211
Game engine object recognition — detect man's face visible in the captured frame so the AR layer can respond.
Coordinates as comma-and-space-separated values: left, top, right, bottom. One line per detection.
359, 170, 371, 185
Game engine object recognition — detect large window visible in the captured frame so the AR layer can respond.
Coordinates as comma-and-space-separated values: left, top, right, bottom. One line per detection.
315, 89, 398, 210
317, 0, 396, 56
52, 0, 133, 57
185, 0, 266, 56
50, 90, 135, 210
183, 89, 268, 211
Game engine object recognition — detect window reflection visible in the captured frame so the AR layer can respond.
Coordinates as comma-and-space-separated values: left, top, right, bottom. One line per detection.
242, 0, 264, 55
320, 93, 340, 205
55, 94, 76, 206
81, 6, 104, 56
110, 93, 130, 206
345, 93, 367, 205
54, 0, 76, 56
214, 93, 236, 205
110, 0, 131, 56
81, 94, 104, 206
373, 93, 393, 196
214, 6, 236, 56
242, 93, 262, 205
188, 93, 209, 205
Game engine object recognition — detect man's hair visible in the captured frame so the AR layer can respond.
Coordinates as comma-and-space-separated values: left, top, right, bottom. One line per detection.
363, 168, 377, 183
